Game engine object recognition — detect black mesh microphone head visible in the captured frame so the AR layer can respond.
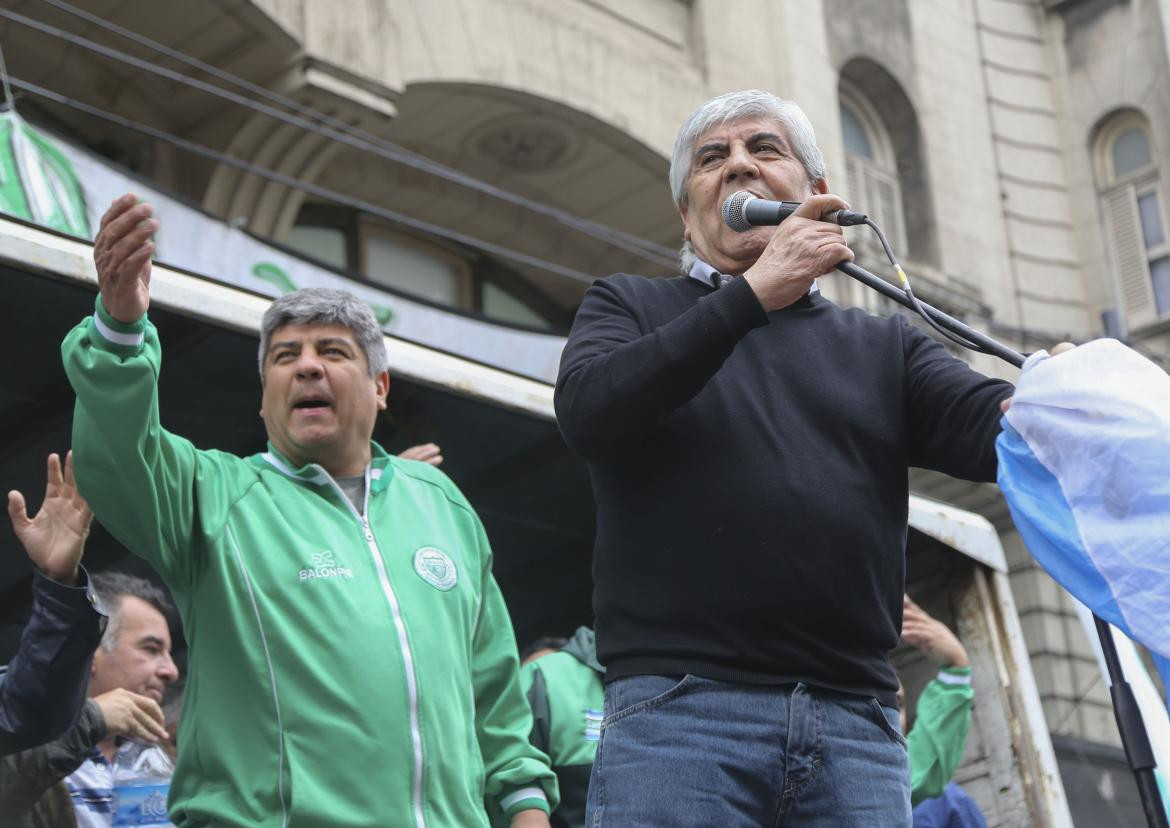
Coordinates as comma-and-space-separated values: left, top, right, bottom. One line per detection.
722, 190, 756, 233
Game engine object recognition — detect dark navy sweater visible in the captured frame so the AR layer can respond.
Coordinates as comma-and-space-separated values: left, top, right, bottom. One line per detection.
554, 273, 1012, 705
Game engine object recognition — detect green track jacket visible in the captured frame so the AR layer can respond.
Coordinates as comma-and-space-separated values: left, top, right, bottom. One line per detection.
521, 627, 604, 828
62, 299, 557, 827
908, 665, 974, 806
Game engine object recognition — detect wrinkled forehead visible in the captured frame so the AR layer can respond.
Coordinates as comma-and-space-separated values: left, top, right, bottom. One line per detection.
692, 116, 790, 156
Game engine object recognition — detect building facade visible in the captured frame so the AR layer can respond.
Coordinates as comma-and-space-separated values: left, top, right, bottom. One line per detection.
1, 0, 1167, 823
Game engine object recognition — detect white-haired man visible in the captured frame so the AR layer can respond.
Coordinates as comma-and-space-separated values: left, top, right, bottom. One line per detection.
555, 90, 1037, 825
61, 195, 556, 828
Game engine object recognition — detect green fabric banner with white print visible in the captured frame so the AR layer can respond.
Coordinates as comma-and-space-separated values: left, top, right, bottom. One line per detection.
0, 111, 89, 237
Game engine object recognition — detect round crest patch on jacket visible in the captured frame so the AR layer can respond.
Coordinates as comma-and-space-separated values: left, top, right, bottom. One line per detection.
413, 547, 457, 591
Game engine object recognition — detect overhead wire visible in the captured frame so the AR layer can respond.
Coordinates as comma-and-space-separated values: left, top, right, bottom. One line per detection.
0, 33, 12, 111
5, 1, 680, 270
4, 0, 1051, 357
5, 75, 599, 286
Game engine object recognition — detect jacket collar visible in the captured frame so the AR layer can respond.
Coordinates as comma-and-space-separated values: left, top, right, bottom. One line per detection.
255, 442, 394, 494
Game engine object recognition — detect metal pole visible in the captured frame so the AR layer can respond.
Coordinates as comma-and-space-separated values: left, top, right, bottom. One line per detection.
1093, 617, 1170, 828
837, 260, 1170, 828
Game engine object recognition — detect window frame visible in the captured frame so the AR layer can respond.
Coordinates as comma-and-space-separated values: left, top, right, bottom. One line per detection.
285, 204, 564, 330
1094, 112, 1170, 329
1137, 182, 1170, 317
286, 203, 361, 271
358, 218, 475, 309
1096, 114, 1157, 188
838, 84, 908, 256
1135, 182, 1169, 263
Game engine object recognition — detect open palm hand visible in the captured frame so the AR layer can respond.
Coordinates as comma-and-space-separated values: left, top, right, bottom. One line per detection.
7, 452, 93, 585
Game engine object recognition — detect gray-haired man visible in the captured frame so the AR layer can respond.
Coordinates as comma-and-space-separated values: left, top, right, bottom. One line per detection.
555, 90, 1017, 825
0, 571, 176, 828
61, 196, 556, 827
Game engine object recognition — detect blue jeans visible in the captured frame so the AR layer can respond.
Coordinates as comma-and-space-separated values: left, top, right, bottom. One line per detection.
586, 674, 911, 827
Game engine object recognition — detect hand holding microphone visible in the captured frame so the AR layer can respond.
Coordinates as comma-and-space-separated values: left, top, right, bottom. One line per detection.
739, 193, 857, 312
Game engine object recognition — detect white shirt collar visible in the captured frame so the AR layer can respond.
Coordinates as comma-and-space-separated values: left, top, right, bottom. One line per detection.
686, 257, 819, 294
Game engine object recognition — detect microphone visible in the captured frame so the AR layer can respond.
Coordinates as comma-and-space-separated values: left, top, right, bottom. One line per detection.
721, 190, 868, 232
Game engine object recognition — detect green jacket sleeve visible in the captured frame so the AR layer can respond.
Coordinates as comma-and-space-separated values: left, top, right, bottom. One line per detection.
61, 297, 244, 588
469, 518, 559, 820
908, 666, 975, 806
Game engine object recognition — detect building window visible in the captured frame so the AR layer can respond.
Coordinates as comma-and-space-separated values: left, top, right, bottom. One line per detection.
838, 86, 907, 255
1113, 127, 1152, 178
360, 222, 472, 308
287, 225, 350, 271
284, 203, 560, 329
1096, 113, 1170, 328
1138, 192, 1170, 315
481, 281, 550, 328
285, 203, 358, 271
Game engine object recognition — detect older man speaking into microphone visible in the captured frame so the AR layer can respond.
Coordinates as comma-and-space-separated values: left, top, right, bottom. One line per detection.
554, 89, 1015, 826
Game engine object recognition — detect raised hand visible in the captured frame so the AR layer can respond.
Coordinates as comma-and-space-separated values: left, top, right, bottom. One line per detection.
398, 443, 443, 467
7, 451, 93, 586
93, 688, 168, 743
94, 194, 156, 323
901, 595, 970, 669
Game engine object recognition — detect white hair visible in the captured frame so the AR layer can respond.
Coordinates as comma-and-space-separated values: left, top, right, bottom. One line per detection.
669, 90, 827, 273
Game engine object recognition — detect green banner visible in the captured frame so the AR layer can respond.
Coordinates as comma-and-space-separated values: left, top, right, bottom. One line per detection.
0, 111, 89, 237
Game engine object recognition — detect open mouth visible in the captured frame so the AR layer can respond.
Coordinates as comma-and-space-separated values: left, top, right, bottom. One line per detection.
292, 396, 332, 412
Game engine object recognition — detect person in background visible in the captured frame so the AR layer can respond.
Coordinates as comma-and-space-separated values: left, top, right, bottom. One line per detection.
521, 628, 604, 828
398, 442, 443, 467
520, 637, 568, 666
0, 572, 176, 828
2, 452, 105, 757
900, 594, 988, 828
65, 573, 179, 827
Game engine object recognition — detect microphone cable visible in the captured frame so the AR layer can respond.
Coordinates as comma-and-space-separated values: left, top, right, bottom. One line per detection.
860, 217, 995, 356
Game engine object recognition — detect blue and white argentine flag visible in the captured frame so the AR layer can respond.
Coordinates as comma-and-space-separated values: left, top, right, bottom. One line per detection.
996, 338, 1170, 695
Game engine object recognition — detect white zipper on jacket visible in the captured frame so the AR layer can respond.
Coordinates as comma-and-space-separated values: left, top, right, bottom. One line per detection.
262, 454, 426, 828
338, 466, 427, 828
358, 474, 432, 828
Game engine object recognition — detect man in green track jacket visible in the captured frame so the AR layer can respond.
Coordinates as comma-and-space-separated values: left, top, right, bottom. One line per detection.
521, 627, 604, 828
61, 193, 557, 828
900, 595, 976, 807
